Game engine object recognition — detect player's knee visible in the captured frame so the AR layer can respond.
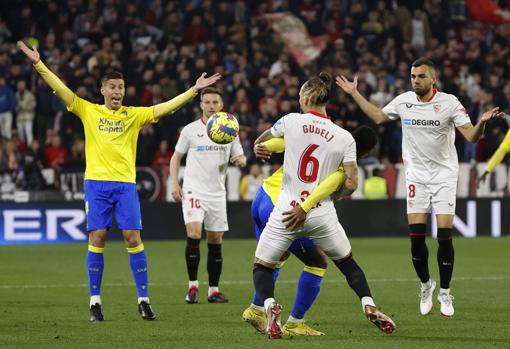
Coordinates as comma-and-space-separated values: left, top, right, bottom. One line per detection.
123, 231, 142, 248
206, 232, 223, 244
89, 230, 107, 247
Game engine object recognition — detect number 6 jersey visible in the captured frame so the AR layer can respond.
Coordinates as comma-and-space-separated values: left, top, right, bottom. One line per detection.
270, 111, 356, 219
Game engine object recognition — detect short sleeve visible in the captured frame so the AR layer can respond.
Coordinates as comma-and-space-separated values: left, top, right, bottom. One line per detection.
175, 127, 190, 154
342, 135, 357, 164
382, 96, 400, 120
270, 116, 286, 137
452, 100, 471, 128
66, 96, 90, 119
230, 137, 244, 157
132, 106, 156, 128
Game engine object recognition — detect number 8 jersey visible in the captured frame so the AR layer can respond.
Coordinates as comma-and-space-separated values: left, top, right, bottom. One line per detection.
270, 112, 356, 219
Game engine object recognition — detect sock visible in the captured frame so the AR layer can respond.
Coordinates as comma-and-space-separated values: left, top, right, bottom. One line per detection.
252, 266, 281, 307
287, 315, 302, 323
90, 295, 102, 307
208, 286, 219, 296
189, 280, 199, 288
127, 244, 149, 298
185, 238, 201, 281
138, 297, 149, 304
437, 228, 454, 289
253, 263, 275, 303
439, 288, 450, 295
290, 266, 325, 319
336, 254, 372, 299
207, 243, 223, 287
87, 245, 104, 299
361, 296, 376, 311
409, 223, 430, 283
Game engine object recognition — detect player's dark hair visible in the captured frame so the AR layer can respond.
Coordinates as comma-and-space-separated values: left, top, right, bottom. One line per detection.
411, 57, 435, 74
352, 125, 378, 157
101, 71, 124, 84
200, 87, 222, 100
302, 72, 332, 106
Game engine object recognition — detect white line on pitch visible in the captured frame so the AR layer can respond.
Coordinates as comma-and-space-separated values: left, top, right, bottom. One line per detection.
0, 276, 508, 289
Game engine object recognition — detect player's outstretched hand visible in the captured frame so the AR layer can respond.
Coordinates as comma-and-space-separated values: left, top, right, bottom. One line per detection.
192, 72, 222, 92
231, 154, 246, 168
481, 107, 504, 123
171, 184, 183, 202
17, 41, 40, 64
336, 75, 358, 95
282, 205, 306, 230
477, 171, 489, 188
254, 143, 272, 160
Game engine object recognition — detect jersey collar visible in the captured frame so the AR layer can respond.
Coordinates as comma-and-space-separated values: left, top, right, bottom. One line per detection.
416, 88, 437, 103
308, 111, 331, 119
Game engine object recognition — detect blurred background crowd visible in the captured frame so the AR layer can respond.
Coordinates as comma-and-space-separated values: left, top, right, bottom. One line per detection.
0, 0, 509, 197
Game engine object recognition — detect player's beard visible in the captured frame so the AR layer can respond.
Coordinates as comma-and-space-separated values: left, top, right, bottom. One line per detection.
413, 86, 430, 97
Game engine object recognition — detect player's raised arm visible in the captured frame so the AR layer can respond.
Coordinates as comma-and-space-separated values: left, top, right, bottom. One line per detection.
336, 75, 390, 124
457, 107, 504, 143
153, 72, 222, 119
17, 41, 75, 106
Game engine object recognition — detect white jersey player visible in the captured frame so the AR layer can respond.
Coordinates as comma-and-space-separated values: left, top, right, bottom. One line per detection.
336, 57, 503, 317
252, 73, 395, 339
170, 87, 246, 305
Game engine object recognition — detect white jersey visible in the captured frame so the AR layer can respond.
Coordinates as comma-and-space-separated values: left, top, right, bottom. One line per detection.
270, 112, 356, 218
175, 118, 244, 201
382, 90, 471, 184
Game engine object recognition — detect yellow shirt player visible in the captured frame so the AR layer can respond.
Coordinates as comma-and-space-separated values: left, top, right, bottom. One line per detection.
17, 41, 221, 322
478, 129, 510, 186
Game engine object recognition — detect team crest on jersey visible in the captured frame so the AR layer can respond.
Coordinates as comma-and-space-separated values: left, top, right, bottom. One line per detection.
433, 104, 441, 113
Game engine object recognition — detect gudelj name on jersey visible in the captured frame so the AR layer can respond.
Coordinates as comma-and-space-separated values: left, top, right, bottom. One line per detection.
302, 124, 335, 142
196, 145, 228, 152
403, 118, 441, 127
98, 118, 126, 133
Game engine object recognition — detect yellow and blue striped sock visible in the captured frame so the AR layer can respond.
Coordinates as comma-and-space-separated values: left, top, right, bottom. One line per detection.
87, 245, 104, 297
290, 266, 326, 319
127, 244, 149, 298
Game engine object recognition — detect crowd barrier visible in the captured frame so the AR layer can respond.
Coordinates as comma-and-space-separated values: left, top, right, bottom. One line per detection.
1, 199, 508, 245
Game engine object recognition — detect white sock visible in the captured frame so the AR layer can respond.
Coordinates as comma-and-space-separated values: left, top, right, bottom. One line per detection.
361, 296, 376, 311
90, 295, 101, 307
439, 288, 450, 295
188, 280, 199, 289
421, 279, 433, 288
264, 298, 276, 312
208, 286, 219, 296
251, 303, 264, 312
138, 297, 150, 304
287, 315, 303, 324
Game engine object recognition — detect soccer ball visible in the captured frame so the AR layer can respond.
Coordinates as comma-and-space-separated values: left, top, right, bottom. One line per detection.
206, 112, 239, 144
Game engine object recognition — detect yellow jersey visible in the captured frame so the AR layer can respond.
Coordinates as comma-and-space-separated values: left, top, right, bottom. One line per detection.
67, 96, 156, 183
486, 130, 510, 173
262, 167, 283, 204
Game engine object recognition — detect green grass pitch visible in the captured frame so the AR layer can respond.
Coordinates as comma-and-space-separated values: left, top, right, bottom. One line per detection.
0, 237, 508, 349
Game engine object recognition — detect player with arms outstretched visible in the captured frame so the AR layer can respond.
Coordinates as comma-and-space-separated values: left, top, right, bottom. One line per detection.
337, 57, 503, 316
18, 41, 221, 321
252, 72, 395, 339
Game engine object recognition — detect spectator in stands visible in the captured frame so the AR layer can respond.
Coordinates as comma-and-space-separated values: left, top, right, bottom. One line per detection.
44, 134, 69, 171
152, 139, 173, 174
0, 76, 15, 139
35, 78, 55, 142
363, 168, 388, 200
15, 80, 36, 145
240, 163, 263, 201
22, 139, 46, 190
68, 138, 86, 172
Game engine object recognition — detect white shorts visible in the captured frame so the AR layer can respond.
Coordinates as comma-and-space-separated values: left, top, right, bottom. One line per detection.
182, 193, 228, 232
406, 180, 456, 215
255, 206, 351, 264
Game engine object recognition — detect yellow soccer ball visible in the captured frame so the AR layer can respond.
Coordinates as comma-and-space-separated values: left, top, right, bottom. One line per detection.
206, 112, 240, 145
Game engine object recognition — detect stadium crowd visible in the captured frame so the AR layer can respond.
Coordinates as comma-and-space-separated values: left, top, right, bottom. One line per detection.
0, 0, 509, 193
